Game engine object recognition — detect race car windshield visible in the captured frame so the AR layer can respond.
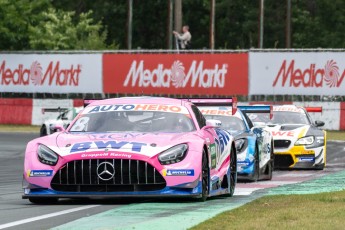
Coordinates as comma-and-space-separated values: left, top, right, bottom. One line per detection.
204, 115, 246, 131
69, 110, 196, 133
251, 111, 310, 125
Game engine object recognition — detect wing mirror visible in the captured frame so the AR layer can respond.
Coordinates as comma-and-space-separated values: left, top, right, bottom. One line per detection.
206, 119, 222, 128
315, 120, 325, 127
52, 124, 66, 132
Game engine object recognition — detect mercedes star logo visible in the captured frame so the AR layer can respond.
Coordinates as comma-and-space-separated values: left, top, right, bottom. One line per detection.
97, 161, 115, 181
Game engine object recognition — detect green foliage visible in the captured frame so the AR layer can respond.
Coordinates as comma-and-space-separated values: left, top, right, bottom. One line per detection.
0, 0, 50, 50
28, 9, 116, 50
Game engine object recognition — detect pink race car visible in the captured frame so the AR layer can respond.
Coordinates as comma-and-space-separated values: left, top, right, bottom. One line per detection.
23, 97, 237, 203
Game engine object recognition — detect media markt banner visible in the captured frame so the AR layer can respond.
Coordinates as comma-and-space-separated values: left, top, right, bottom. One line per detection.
249, 52, 345, 95
103, 53, 248, 95
0, 54, 102, 93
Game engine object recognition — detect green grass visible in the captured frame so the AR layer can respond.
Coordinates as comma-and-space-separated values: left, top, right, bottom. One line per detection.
326, 130, 345, 141
191, 190, 345, 230
0, 124, 40, 132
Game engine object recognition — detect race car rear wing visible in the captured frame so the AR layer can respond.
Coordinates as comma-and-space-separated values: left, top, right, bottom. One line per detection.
238, 105, 273, 119
305, 107, 322, 113
84, 99, 101, 107
41, 107, 69, 114
185, 97, 237, 115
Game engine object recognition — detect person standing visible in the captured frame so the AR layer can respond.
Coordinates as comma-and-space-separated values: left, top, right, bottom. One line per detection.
173, 25, 192, 49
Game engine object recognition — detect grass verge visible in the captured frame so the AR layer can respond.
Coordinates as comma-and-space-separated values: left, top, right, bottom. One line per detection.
326, 130, 345, 141
191, 190, 345, 230
0, 124, 40, 132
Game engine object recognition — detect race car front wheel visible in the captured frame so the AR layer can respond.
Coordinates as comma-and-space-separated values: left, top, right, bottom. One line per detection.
200, 150, 209, 202
227, 146, 237, 197
29, 197, 58, 204
249, 146, 259, 182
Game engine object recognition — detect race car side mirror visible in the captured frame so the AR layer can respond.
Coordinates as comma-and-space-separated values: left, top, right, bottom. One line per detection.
52, 124, 66, 132
205, 119, 222, 128
315, 120, 325, 127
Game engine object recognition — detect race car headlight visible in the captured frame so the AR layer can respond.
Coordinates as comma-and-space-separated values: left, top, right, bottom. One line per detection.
295, 136, 314, 146
158, 144, 188, 165
37, 144, 58, 166
235, 139, 247, 153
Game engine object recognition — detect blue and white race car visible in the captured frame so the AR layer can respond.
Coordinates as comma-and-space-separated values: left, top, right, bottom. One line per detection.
192, 100, 274, 182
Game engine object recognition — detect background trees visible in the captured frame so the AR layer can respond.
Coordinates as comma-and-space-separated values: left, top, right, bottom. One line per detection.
0, 0, 344, 50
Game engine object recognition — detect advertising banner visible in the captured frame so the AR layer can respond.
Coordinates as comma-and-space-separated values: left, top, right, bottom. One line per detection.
249, 52, 345, 95
103, 53, 248, 95
0, 54, 102, 93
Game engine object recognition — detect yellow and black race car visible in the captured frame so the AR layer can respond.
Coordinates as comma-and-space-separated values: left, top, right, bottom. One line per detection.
250, 105, 326, 170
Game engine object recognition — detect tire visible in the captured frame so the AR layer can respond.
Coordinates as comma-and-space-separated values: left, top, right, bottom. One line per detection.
199, 150, 209, 202
266, 142, 274, 180
226, 146, 237, 197
265, 160, 273, 180
249, 146, 259, 182
29, 197, 58, 204
40, 125, 47, 137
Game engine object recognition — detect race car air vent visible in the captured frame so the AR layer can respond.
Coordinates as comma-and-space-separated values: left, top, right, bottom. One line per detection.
51, 159, 166, 192
274, 155, 294, 168
274, 140, 291, 148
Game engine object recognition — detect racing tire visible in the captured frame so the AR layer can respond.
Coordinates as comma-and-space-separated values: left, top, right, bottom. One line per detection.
265, 141, 274, 180
40, 125, 47, 137
225, 146, 237, 197
314, 163, 325, 170
249, 146, 259, 182
29, 197, 58, 204
199, 150, 209, 202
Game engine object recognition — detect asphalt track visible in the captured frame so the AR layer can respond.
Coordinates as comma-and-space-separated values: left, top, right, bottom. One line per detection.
0, 132, 344, 230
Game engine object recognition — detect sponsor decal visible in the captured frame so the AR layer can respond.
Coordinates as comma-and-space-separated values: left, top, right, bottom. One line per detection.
70, 141, 147, 153
28, 170, 53, 177
81, 152, 132, 158
162, 169, 195, 176
273, 107, 304, 113
272, 131, 295, 137
210, 143, 217, 169
273, 59, 345, 88
200, 108, 232, 116
0, 60, 81, 86
298, 157, 315, 162
85, 104, 188, 114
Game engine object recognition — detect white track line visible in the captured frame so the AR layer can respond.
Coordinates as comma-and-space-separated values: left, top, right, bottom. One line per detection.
0, 205, 100, 229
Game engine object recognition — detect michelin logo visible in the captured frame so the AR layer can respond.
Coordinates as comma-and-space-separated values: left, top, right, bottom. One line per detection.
164, 169, 194, 176
28, 170, 53, 177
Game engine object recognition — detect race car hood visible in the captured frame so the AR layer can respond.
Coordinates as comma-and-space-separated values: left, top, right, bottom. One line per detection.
265, 124, 309, 140
50, 132, 197, 158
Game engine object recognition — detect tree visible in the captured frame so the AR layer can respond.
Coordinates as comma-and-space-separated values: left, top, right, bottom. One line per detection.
28, 8, 116, 50
0, 0, 50, 50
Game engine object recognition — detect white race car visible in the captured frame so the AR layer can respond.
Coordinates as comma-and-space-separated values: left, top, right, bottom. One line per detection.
250, 105, 326, 170
40, 107, 83, 136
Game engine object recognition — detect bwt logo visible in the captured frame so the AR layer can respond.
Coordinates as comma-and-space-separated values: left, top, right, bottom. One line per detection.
273, 59, 345, 88
0, 60, 82, 86
123, 60, 228, 88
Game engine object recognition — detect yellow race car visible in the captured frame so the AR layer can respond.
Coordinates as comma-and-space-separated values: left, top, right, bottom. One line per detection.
251, 105, 326, 170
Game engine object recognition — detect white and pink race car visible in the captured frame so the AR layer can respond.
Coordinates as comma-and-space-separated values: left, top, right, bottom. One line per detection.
23, 97, 237, 203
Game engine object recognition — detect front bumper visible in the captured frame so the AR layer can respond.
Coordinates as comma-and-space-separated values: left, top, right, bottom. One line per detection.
22, 181, 202, 199
274, 145, 326, 169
